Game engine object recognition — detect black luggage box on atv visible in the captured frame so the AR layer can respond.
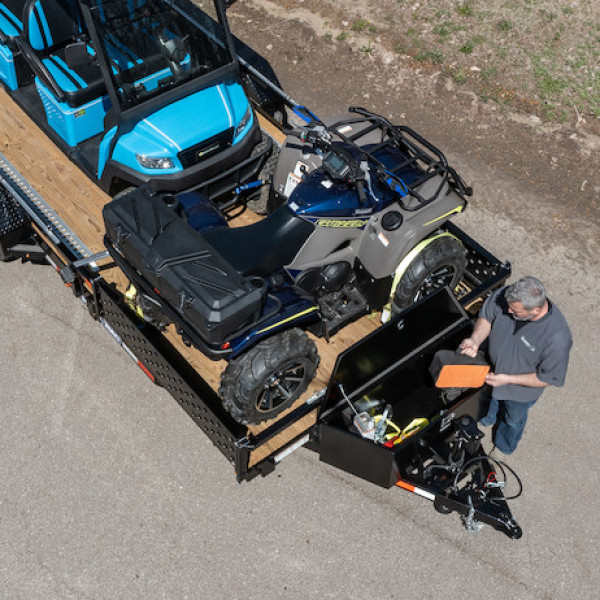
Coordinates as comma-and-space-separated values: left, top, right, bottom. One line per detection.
102, 188, 267, 347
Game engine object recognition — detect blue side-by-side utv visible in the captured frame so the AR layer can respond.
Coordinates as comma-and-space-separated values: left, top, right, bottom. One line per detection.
0, 0, 269, 197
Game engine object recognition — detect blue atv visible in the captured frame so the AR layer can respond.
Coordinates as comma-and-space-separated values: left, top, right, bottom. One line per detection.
0, 0, 268, 197
102, 108, 472, 424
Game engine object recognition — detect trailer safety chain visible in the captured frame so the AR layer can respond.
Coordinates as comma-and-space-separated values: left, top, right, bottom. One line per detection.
462, 496, 485, 534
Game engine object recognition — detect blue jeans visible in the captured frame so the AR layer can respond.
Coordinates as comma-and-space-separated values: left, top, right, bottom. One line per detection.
480, 396, 537, 455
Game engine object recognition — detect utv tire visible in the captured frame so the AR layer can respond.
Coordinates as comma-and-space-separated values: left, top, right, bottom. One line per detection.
391, 235, 467, 313
220, 328, 319, 425
246, 139, 280, 215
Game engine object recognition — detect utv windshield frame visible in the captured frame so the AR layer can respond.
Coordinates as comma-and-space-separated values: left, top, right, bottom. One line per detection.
80, 0, 239, 120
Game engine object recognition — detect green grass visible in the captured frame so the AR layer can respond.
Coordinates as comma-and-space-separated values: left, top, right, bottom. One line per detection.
532, 55, 567, 98
352, 19, 369, 32
331, 0, 599, 122
415, 49, 444, 64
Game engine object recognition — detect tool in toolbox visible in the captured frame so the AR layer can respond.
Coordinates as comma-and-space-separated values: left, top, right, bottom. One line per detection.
339, 384, 376, 439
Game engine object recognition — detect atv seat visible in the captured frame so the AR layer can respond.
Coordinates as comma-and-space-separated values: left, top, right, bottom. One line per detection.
23, 0, 106, 107
201, 206, 314, 278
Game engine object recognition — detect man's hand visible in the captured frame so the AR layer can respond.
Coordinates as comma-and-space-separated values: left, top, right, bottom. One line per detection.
485, 372, 510, 387
459, 318, 491, 358
459, 337, 479, 358
485, 371, 550, 388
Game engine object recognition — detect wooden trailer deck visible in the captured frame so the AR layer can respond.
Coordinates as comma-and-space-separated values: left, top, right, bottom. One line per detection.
0, 88, 381, 465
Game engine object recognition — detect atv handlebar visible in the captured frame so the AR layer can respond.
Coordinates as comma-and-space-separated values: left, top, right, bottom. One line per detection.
287, 107, 473, 207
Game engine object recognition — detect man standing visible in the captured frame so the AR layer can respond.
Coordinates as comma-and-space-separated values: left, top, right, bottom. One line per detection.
460, 276, 572, 456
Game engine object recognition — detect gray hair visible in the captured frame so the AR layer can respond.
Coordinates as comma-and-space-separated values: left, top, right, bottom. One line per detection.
505, 276, 547, 309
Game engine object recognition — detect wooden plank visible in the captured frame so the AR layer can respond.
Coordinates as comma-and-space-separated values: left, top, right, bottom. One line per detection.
0, 88, 382, 465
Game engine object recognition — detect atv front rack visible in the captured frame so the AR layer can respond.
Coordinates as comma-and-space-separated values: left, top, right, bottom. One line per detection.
324, 107, 472, 209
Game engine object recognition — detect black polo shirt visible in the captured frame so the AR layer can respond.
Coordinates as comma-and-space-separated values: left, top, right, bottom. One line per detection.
480, 287, 572, 403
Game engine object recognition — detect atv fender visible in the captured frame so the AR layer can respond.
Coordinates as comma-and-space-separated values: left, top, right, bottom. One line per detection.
381, 231, 465, 322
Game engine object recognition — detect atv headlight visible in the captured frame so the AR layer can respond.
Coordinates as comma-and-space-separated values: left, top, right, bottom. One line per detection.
136, 154, 175, 169
234, 106, 252, 138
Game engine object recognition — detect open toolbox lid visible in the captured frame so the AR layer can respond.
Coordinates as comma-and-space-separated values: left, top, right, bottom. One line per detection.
320, 287, 470, 417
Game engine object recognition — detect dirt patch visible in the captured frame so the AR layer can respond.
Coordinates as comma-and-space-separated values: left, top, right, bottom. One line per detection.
250, 0, 600, 124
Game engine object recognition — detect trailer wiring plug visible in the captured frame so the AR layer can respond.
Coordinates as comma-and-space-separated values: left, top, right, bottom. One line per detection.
452, 455, 524, 503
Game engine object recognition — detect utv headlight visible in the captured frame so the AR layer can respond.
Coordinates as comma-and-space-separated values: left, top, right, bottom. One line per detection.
234, 106, 252, 138
136, 154, 175, 169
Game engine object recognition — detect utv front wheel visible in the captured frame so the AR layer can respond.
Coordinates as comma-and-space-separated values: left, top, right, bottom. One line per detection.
220, 328, 319, 424
391, 235, 467, 313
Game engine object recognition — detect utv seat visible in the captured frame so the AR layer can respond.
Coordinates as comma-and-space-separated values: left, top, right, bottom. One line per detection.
23, 0, 106, 107
0, 0, 26, 45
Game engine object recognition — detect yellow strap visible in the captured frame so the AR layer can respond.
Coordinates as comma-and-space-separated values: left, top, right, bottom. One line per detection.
393, 417, 429, 445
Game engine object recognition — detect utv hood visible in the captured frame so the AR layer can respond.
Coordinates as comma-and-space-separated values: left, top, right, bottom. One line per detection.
111, 83, 250, 173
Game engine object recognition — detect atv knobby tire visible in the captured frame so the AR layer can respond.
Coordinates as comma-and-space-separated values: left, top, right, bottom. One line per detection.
220, 328, 319, 425
391, 235, 467, 313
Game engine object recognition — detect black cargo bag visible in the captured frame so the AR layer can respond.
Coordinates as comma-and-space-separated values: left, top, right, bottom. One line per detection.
103, 188, 267, 346
429, 349, 490, 389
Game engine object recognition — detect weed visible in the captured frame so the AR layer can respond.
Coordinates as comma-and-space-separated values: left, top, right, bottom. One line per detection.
415, 49, 444, 64
352, 19, 369, 33
433, 24, 450, 38
360, 42, 374, 54
481, 66, 498, 84
336, 31, 348, 41
497, 19, 513, 32
433, 21, 461, 39
460, 41, 474, 54
454, 70, 468, 84
456, 3, 474, 18
540, 9, 557, 21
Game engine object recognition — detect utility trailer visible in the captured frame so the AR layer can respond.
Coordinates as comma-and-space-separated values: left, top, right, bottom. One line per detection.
0, 0, 522, 536
0, 146, 521, 537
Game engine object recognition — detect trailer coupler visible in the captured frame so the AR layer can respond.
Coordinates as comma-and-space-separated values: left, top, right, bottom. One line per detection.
396, 416, 523, 538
